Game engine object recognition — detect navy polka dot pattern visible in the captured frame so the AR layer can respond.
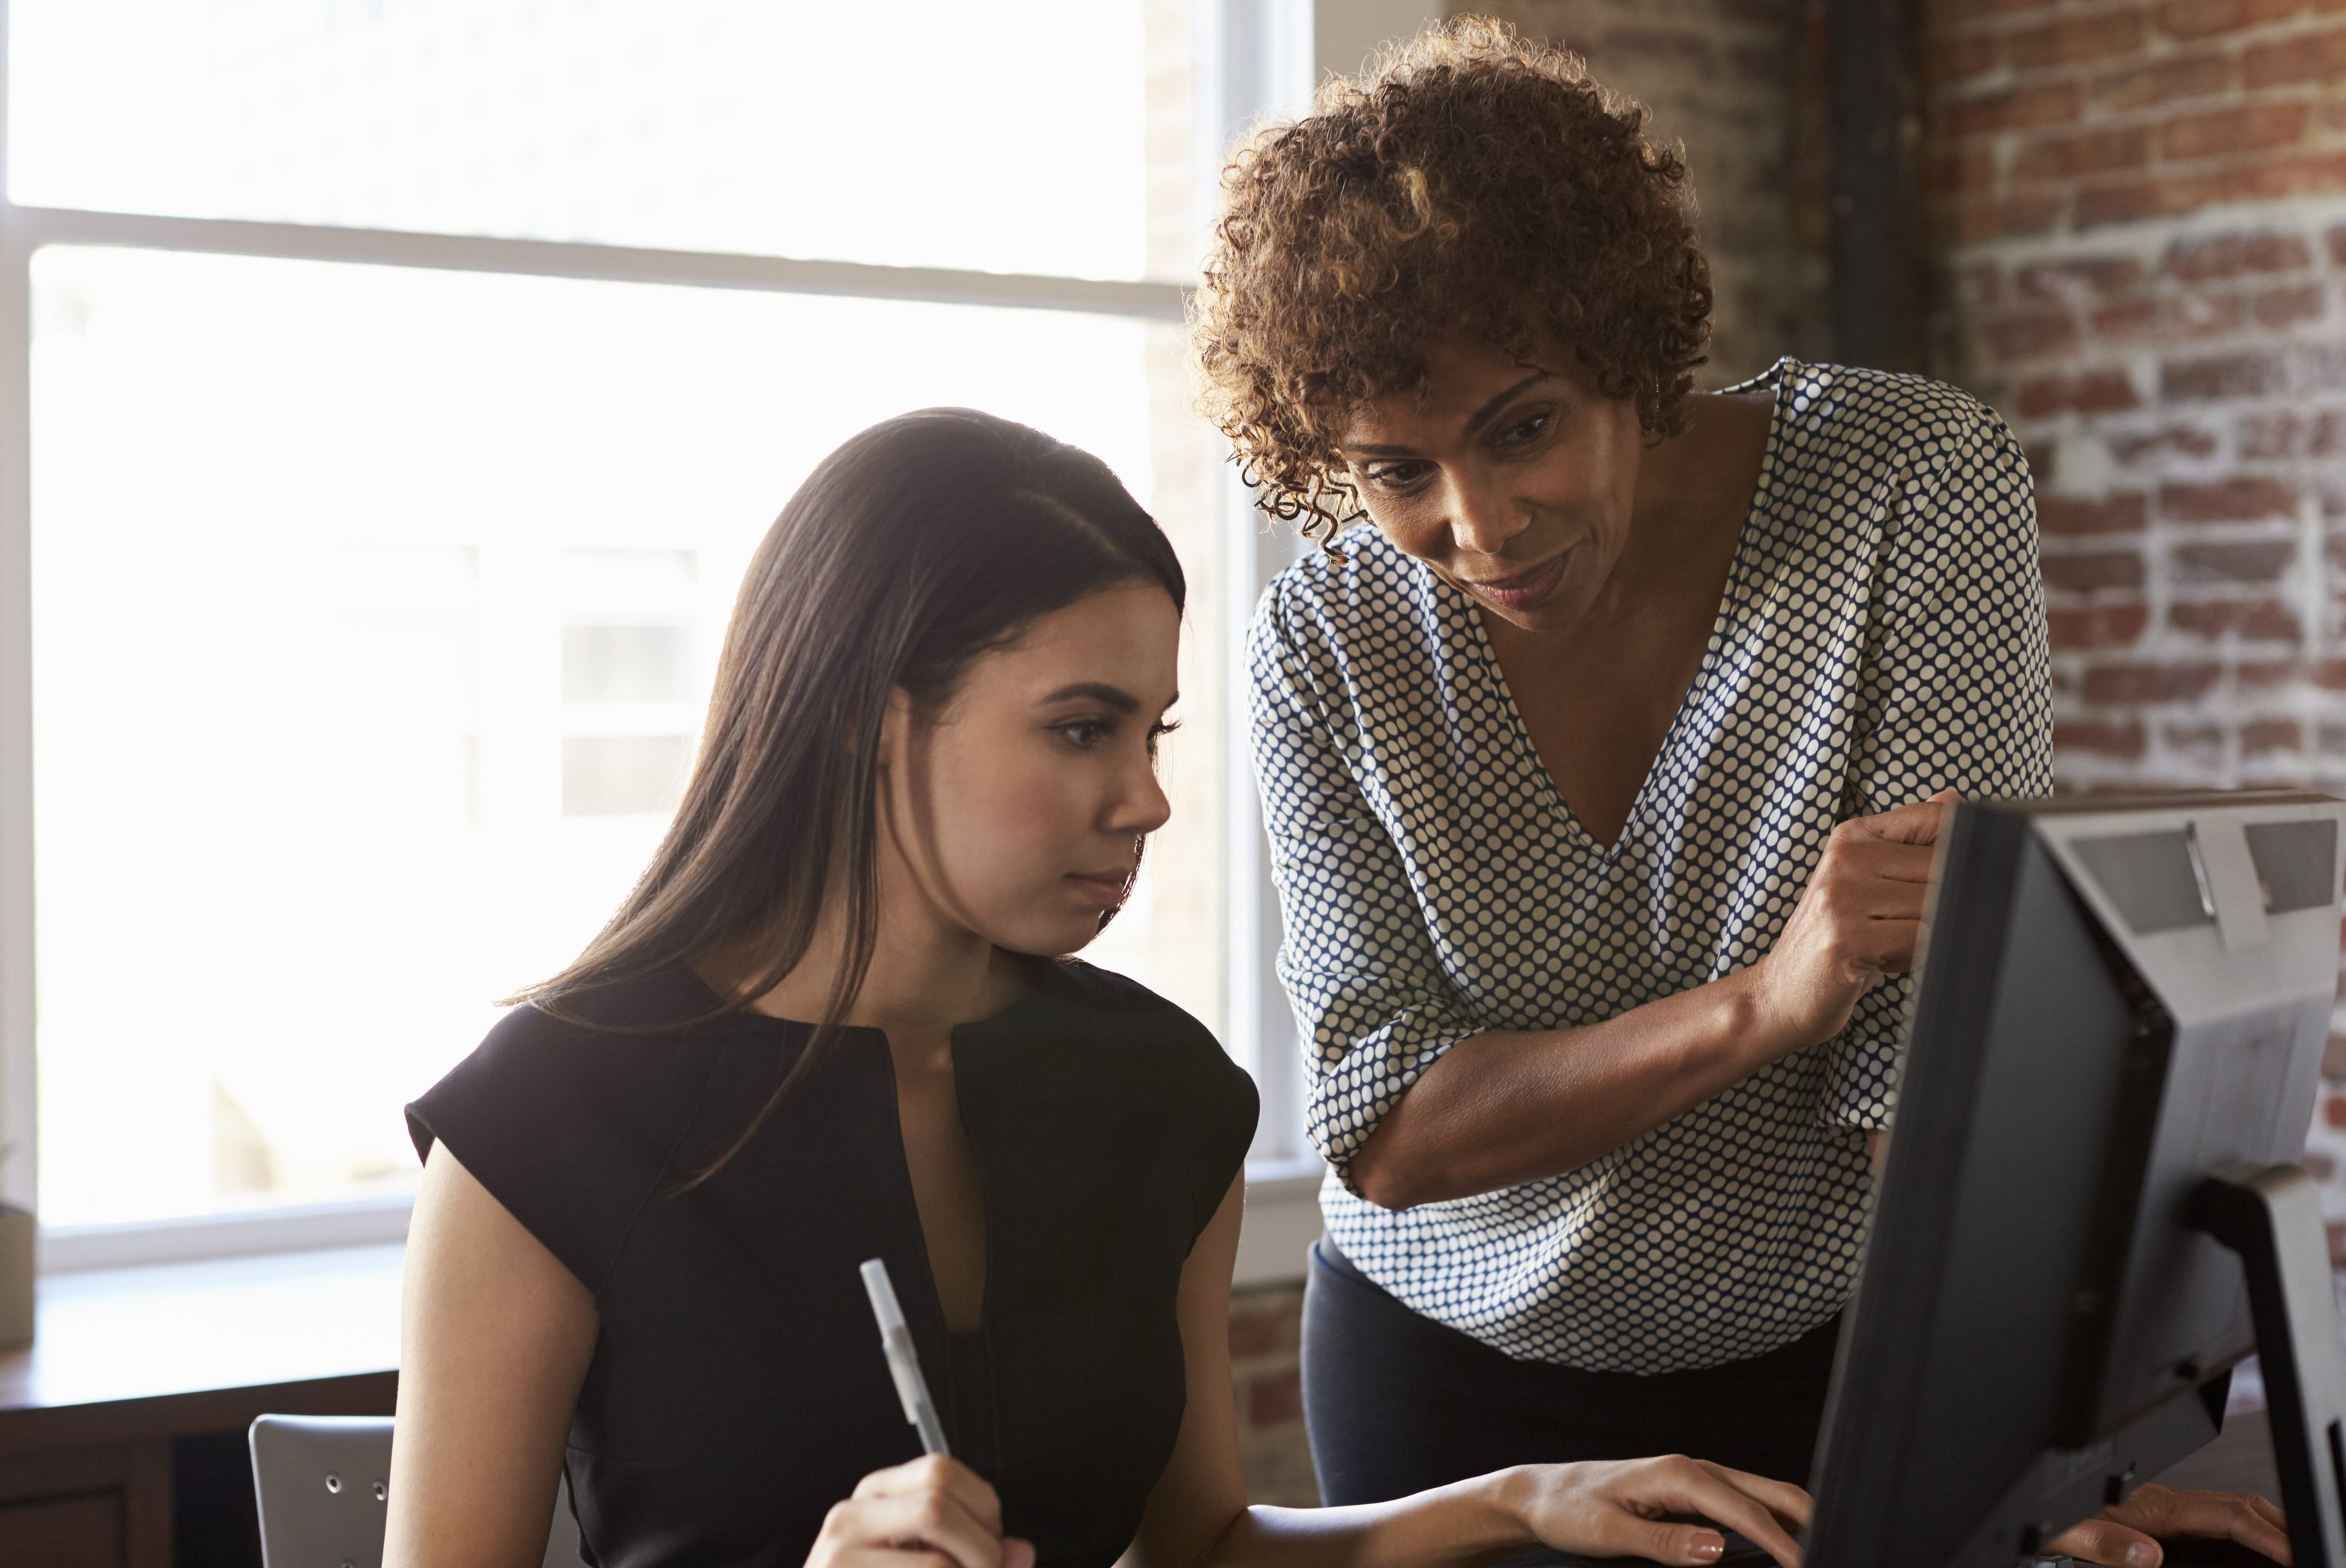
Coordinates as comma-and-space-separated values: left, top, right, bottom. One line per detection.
1245, 360, 2054, 1372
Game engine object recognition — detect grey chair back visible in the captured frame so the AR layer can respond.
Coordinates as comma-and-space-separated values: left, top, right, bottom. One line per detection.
248, 1413, 581, 1567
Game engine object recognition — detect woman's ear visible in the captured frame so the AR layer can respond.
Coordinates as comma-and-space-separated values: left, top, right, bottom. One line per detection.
873, 688, 916, 776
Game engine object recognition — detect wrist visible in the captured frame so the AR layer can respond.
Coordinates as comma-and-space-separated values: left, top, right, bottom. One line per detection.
1720, 959, 1812, 1062
1470, 1467, 1543, 1554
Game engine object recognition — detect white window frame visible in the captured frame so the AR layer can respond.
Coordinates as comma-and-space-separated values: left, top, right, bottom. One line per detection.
0, 0, 1370, 1278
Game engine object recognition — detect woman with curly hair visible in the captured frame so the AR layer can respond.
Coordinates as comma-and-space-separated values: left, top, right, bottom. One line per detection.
1196, 20, 2279, 1564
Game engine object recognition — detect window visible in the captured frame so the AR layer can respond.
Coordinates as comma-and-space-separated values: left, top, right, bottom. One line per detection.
2, 0, 1317, 1250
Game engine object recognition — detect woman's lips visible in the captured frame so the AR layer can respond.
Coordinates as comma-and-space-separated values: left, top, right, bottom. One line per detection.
1066, 871, 1132, 910
1465, 550, 1569, 611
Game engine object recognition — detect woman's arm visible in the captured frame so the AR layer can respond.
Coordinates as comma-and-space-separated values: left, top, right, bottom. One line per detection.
1348, 796, 1948, 1208
1121, 1178, 1812, 1568
1248, 579, 1941, 1213
383, 1142, 600, 1568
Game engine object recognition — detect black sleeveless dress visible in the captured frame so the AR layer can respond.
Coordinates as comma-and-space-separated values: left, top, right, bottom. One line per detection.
405, 957, 1258, 1568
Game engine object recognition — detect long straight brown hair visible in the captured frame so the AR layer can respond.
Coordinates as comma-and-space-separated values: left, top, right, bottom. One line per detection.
523, 408, 1186, 1177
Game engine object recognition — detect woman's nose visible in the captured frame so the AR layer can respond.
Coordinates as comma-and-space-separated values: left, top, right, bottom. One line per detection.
1110, 754, 1173, 838
1445, 478, 1528, 557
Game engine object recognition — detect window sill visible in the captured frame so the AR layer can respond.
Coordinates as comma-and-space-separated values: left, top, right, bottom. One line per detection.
35, 1161, 1328, 1286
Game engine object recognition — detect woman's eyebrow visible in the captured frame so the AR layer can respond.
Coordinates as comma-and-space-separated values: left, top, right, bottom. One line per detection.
1340, 371, 1557, 458
1040, 682, 1140, 711
1460, 372, 1554, 437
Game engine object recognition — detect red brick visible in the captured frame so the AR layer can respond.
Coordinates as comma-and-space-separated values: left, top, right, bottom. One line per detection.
2169, 290, 2249, 336
2015, 256, 2147, 300
2255, 281, 2329, 327
2013, 126, 2153, 182
1954, 261, 2007, 310
2239, 657, 2305, 689
1949, 194, 2066, 245
2159, 101, 2313, 160
2244, 716, 2305, 753
2163, 721, 2227, 763
2227, 148, 2346, 203
1926, 32, 2002, 87
2011, 12, 2147, 69
2234, 409, 2346, 457
2160, 477, 2300, 521
2110, 423, 2223, 462
2093, 297, 2162, 339
2082, 661, 2225, 702
1247, 1368, 1303, 1426
2156, 0, 2313, 38
2015, 370, 2141, 417
1948, 80, 2085, 136
2057, 719, 2149, 757
1926, 144, 2000, 200
1228, 1301, 1298, 1357
2040, 492, 2148, 534
2170, 597, 2305, 638
2049, 602, 2153, 647
2093, 49, 2235, 110
2164, 231, 2316, 279
2239, 411, 2301, 457
2326, 1091, 2346, 1127
2076, 171, 2233, 227
2162, 351, 2292, 399
1982, 310, 2084, 362
2243, 23, 2346, 86
2326, 1032, 2346, 1079
2043, 550, 2149, 590
2173, 539, 2299, 581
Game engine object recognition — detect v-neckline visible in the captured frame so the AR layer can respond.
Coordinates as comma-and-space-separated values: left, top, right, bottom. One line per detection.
1458, 362, 1790, 859
687, 963, 1052, 1342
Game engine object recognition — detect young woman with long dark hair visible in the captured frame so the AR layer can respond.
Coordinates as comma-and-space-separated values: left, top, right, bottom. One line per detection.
384, 408, 1812, 1568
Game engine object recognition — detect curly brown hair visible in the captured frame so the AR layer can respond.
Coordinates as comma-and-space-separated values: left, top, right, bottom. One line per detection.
1192, 17, 1714, 542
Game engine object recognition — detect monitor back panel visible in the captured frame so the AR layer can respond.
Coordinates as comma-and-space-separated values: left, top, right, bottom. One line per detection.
1806, 794, 2345, 1568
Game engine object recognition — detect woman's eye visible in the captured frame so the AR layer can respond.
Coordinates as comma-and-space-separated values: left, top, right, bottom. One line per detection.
1054, 719, 1111, 748
1146, 719, 1181, 757
1360, 460, 1429, 491
1496, 409, 1552, 447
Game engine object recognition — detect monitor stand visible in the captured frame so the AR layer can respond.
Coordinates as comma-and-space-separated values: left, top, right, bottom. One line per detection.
2194, 1164, 2346, 1568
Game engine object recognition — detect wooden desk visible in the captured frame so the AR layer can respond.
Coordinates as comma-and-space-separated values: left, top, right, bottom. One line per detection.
0, 1245, 402, 1567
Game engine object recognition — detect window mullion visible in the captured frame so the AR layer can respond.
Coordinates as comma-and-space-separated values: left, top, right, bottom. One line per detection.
4, 205, 1189, 324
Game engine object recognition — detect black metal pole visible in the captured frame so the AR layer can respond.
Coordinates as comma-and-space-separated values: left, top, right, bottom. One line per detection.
2194, 1165, 2346, 1568
1826, 0, 1924, 372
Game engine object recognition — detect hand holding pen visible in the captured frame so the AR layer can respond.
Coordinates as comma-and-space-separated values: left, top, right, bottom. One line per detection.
797, 1259, 1034, 1568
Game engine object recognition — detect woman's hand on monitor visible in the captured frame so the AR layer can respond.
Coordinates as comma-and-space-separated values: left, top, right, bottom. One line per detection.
1504, 1456, 1810, 1568
1748, 791, 1960, 1052
807, 1455, 1036, 1568
2048, 1482, 2290, 1567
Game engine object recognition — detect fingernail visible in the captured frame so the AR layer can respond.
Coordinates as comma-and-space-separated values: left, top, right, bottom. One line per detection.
2126, 1545, 2158, 1568
1692, 1542, 1723, 1561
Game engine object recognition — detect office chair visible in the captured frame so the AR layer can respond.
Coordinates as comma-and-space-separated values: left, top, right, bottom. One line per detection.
248, 1414, 582, 1567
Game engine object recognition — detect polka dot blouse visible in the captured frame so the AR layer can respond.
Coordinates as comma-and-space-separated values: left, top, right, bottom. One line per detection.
1245, 361, 2055, 1373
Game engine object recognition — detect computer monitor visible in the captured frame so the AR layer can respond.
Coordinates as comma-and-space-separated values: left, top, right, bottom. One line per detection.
1806, 791, 2346, 1568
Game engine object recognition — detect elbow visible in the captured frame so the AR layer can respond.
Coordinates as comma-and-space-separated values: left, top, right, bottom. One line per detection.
1344, 1130, 1435, 1212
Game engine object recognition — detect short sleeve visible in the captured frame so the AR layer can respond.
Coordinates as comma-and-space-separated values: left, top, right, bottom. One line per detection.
1247, 579, 1480, 1191
1825, 400, 2055, 1127
407, 998, 725, 1297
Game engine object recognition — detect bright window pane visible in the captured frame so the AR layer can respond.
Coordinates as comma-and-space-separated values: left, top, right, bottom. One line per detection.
11, 0, 1202, 282
31, 246, 1226, 1225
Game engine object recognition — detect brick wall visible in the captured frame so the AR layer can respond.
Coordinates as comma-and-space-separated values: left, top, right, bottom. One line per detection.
1916, 0, 2346, 1253
1230, 1283, 1318, 1504
1467, 0, 1833, 386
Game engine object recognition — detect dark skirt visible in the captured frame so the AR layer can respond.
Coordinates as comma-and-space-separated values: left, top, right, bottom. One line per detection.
1300, 1239, 1841, 1507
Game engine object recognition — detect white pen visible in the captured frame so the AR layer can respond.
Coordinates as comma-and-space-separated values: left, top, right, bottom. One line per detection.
860, 1257, 951, 1457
